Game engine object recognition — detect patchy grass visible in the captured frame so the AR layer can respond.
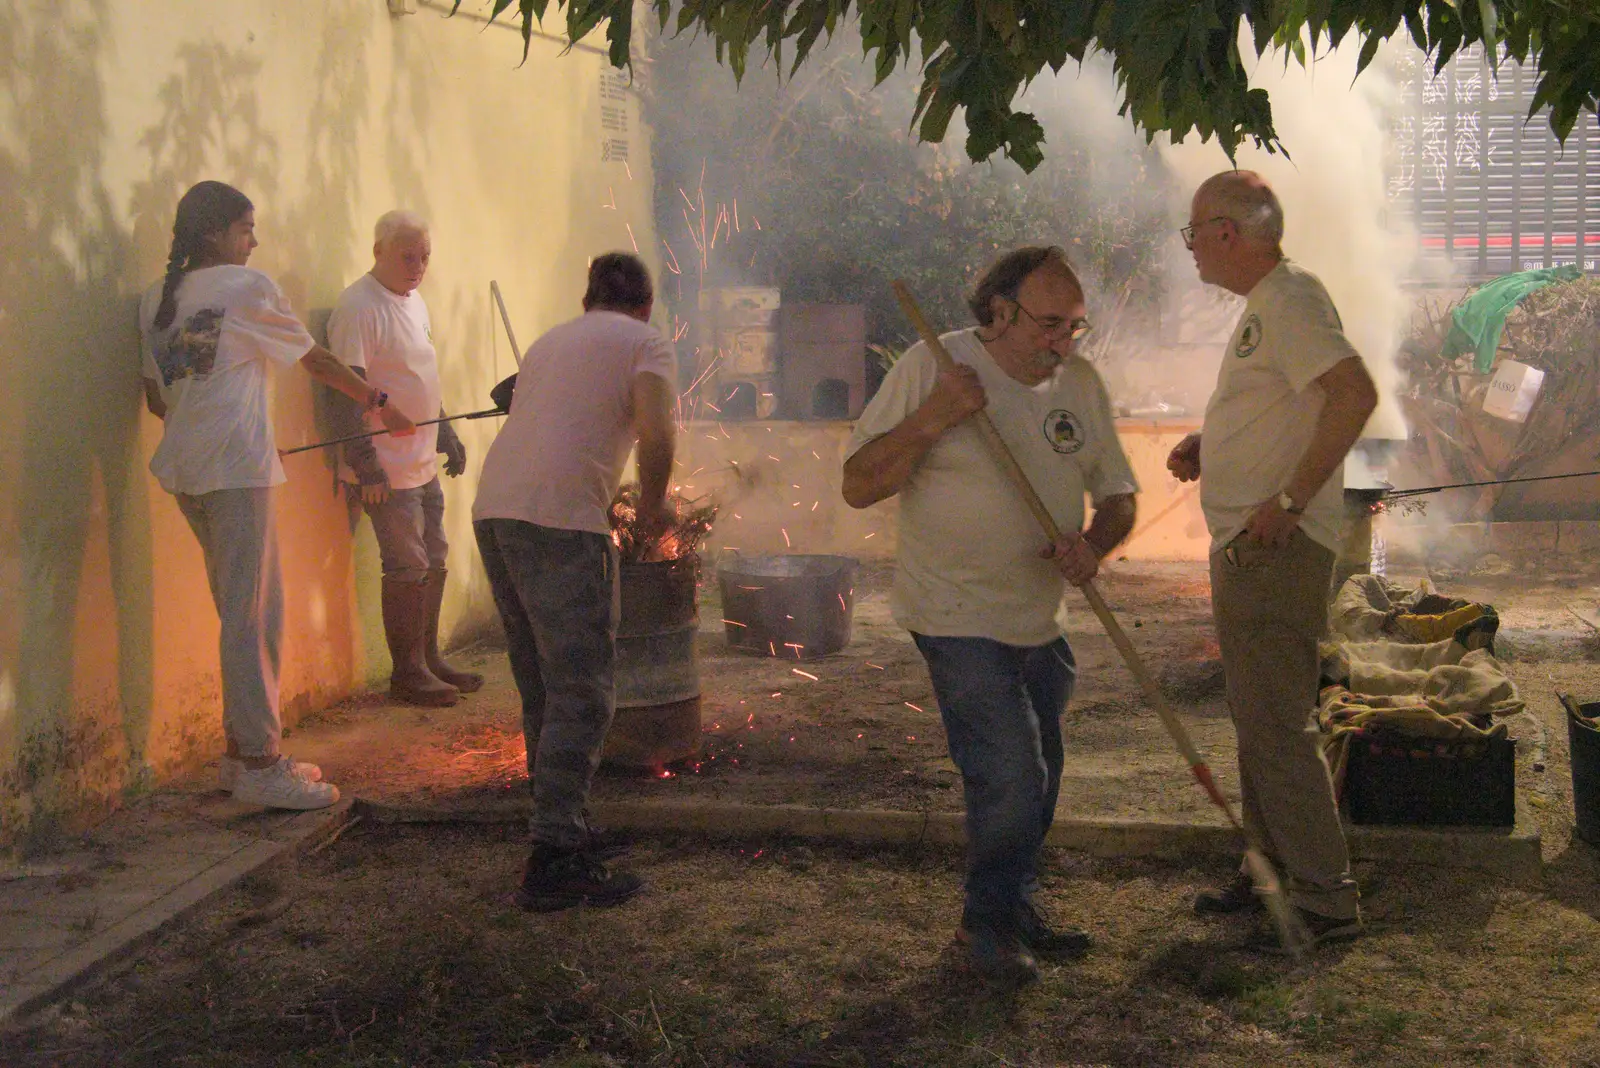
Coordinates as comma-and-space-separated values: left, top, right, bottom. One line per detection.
6, 824, 1600, 1067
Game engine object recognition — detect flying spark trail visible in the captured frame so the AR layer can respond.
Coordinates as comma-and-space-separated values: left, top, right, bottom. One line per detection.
864, 533, 877, 539
866, 663, 884, 670
734, 199, 740, 232
792, 668, 818, 681
625, 223, 638, 253
624, 161, 633, 181
838, 594, 847, 610
767, 455, 781, 462
722, 619, 747, 627
662, 241, 682, 275
812, 502, 819, 511
781, 528, 791, 548
679, 187, 695, 212
602, 186, 616, 209
905, 702, 923, 712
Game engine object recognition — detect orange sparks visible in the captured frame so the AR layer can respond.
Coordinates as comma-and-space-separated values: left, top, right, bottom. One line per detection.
905, 702, 924, 712
781, 528, 791, 548
679, 187, 695, 212
792, 668, 818, 681
811, 450, 821, 460
602, 186, 616, 209
838, 593, 847, 611
866, 662, 884, 670
722, 619, 746, 627
624, 161, 633, 181
768, 641, 776, 656
907, 735, 917, 741
703, 399, 720, 411
625, 223, 638, 253
812, 501, 819, 511
864, 533, 877, 539
662, 241, 682, 276
767, 454, 781, 462
734, 198, 741, 232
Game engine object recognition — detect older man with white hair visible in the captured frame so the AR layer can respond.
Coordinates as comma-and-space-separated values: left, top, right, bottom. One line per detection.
328, 210, 481, 706
1168, 170, 1378, 947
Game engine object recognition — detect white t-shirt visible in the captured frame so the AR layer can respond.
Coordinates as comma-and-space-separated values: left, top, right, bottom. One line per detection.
1199, 259, 1363, 553
846, 329, 1139, 647
327, 273, 442, 489
473, 310, 677, 535
140, 266, 316, 496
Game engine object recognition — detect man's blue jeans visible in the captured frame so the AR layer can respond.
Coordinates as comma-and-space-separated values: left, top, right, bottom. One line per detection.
474, 518, 618, 850
912, 633, 1076, 931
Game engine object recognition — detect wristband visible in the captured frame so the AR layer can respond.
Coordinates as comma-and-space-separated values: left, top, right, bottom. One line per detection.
364, 388, 388, 413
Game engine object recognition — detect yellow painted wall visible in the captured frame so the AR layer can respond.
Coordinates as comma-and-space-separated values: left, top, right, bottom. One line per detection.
0, 0, 657, 847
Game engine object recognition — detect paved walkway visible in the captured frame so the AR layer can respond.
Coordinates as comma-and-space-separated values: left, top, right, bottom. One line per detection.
0, 781, 349, 1023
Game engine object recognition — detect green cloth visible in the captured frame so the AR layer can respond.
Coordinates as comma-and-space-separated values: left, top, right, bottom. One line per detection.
1441, 265, 1582, 373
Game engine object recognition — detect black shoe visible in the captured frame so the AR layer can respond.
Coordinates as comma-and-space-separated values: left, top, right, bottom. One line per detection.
1014, 899, 1091, 959
513, 846, 644, 912
1194, 872, 1264, 916
954, 922, 1040, 991
585, 823, 633, 862
1247, 905, 1365, 954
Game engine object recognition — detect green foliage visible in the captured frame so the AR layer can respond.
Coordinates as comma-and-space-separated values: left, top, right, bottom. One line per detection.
464, 0, 1600, 169
642, 31, 1171, 355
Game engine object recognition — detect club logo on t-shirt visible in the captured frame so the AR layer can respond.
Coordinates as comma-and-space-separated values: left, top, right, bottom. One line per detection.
151, 307, 224, 385
1235, 313, 1263, 358
1043, 409, 1086, 454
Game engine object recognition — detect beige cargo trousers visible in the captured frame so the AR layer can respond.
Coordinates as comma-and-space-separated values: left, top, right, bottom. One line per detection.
1211, 529, 1360, 920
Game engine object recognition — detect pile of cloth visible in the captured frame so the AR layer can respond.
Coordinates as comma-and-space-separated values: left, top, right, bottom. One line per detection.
1319, 575, 1524, 793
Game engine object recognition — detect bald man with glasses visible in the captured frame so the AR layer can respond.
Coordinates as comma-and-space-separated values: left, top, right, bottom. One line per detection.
843, 246, 1137, 989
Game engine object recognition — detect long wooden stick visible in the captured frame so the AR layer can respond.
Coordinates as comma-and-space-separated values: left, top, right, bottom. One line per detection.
892, 279, 1306, 957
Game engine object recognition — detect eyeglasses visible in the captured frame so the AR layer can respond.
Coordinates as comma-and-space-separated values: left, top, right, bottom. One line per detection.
1012, 300, 1092, 341
1181, 215, 1231, 250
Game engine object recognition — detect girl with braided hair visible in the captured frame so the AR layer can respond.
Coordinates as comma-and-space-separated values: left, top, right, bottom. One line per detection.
139, 180, 418, 810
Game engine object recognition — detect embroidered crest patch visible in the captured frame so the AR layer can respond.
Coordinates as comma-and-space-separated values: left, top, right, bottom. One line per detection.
1235, 313, 1263, 358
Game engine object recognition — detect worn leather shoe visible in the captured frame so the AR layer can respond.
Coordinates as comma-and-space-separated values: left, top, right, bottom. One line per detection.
1194, 872, 1264, 916
514, 846, 644, 913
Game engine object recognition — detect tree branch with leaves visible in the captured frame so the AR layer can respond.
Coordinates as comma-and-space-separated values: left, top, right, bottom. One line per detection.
455, 0, 1600, 170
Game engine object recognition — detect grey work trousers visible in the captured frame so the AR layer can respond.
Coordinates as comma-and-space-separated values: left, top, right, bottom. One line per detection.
354, 476, 449, 583
1211, 529, 1359, 919
175, 487, 284, 759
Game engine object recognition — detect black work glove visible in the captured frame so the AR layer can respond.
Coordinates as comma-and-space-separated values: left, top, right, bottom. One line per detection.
490, 373, 517, 413
437, 409, 467, 477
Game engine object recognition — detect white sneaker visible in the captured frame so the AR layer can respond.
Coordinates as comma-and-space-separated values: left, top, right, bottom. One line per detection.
231, 757, 340, 810
219, 755, 323, 792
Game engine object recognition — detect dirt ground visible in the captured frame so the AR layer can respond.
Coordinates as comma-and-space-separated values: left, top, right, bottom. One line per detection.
287, 558, 1600, 858
6, 560, 1600, 1066
5, 823, 1600, 1067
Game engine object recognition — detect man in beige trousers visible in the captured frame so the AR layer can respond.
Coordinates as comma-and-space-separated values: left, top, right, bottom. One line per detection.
1168, 170, 1378, 946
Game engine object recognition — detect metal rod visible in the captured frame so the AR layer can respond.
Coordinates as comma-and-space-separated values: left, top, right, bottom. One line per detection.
893, 279, 1308, 958
491, 280, 523, 368
279, 407, 505, 457
1385, 468, 1600, 500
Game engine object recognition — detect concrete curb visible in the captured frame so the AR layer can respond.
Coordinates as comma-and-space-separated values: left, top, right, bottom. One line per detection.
0, 800, 355, 1028
352, 795, 1543, 883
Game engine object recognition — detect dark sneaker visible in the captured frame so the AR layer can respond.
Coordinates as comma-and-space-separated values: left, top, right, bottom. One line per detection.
1014, 899, 1091, 959
1246, 906, 1365, 955
585, 823, 633, 862
513, 847, 644, 912
955, 923, 1040, 990
1294, 907, 1365, 946
1194, 872, 1263, 916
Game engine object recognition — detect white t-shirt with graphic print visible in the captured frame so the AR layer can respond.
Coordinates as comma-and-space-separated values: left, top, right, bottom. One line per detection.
327, 272, 442, 490
846, 329, 1138, 647
1199, 259, 1364, 554
140, 265, 316, 496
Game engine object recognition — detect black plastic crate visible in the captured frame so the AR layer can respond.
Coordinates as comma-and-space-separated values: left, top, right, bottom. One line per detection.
1343, 728, 1515, 827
